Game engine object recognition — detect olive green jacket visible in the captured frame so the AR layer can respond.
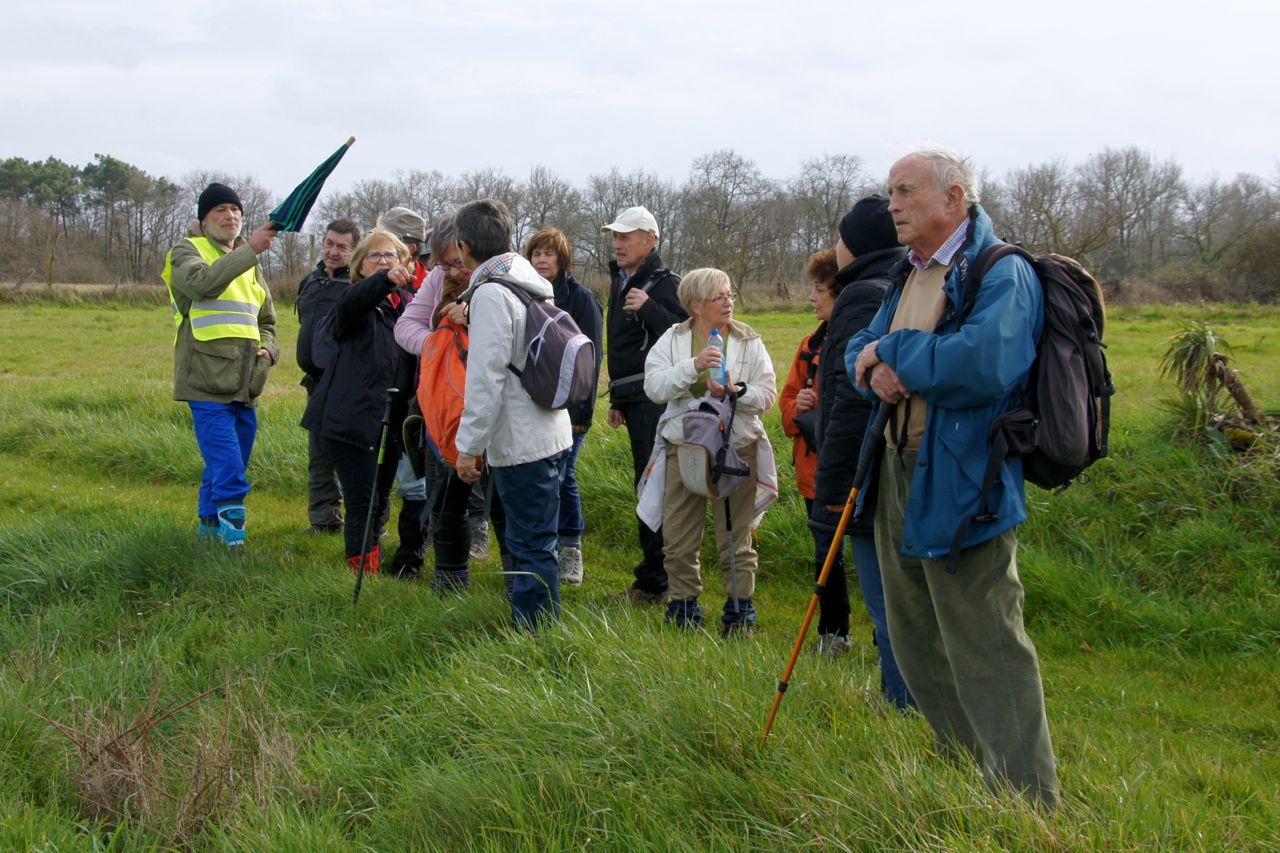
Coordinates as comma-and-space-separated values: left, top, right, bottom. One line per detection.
167, 237, 279, 405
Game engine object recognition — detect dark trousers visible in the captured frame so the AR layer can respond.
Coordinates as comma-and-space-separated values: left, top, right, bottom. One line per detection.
877, 448, 1059, 807
618, 398, 666, 593
493, 451, 569, 630
327, 436, 401, 559
306, 426, 343, 527
431, 470, 474, 572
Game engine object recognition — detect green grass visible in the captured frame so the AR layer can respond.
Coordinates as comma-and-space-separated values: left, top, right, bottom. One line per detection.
0, 301, 1277, 851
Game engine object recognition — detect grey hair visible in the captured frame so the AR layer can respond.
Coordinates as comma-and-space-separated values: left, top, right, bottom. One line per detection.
429, 216, 456, 259
455, 199, 513, 262
677, 267, 733, 313
913, 147, 981, 207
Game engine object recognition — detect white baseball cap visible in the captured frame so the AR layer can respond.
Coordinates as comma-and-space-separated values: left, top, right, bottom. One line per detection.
601, 206, 660, 239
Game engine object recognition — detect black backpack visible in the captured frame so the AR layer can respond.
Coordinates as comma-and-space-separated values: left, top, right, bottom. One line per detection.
492, 278, 596, 410
947, 244, 1115, 567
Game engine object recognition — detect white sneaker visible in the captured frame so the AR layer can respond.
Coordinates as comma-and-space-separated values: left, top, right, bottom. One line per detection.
558, 546, 584, 585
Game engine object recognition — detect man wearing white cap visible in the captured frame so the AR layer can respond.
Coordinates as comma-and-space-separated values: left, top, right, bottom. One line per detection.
601, 206, 687, 604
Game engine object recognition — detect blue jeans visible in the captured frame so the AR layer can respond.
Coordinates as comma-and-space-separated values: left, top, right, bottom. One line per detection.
849, 533, 913, 711
188, 401, 256, 519
557, 430, 587, 538
493, 450, 568, 630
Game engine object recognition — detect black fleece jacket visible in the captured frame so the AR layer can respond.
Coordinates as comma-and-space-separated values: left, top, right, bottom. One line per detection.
300, 269, 415, 451
810, 246, 905, 534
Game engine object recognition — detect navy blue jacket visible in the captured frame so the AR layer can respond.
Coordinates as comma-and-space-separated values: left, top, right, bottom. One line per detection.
551, 271, 604, 428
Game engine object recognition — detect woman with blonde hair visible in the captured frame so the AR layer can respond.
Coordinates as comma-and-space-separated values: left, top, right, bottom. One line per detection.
639, 268, 777, 635
301, 228, 416, 575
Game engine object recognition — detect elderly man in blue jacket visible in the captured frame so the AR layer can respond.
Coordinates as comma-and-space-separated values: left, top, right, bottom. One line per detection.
848, 148, 1059, 809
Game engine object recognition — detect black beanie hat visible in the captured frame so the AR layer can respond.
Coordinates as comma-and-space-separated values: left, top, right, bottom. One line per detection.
198, 183, 243, 222
837, 194, 899, 257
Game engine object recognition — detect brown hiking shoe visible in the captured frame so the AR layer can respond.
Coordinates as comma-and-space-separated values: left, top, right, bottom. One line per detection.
619, 585, 665, 606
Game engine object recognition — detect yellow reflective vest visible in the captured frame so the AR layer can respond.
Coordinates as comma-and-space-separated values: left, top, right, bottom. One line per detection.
161, 237, 265, 343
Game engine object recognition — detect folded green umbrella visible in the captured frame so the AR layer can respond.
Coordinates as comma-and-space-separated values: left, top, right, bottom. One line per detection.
269, 136, 355, 232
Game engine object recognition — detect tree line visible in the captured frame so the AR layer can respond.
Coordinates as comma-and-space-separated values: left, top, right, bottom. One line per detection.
2, 148, 1277, 301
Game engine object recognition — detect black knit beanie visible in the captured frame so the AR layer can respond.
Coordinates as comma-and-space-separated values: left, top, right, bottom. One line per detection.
198, 183, 243, 222
837, 194, 899, 257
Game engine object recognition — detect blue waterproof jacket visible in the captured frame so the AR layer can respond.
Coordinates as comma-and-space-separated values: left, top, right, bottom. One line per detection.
846, 205, 1042, 559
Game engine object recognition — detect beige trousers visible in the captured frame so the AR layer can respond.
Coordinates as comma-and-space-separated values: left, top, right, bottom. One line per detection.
661, 441, 758, 602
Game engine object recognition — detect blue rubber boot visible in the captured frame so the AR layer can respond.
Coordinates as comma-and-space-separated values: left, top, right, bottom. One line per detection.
216, 503, 247, 548
197, 516, 220, 541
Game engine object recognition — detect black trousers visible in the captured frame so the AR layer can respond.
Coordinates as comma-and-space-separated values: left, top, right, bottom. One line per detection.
327, 435, 401, 559
617, 398, 667, 594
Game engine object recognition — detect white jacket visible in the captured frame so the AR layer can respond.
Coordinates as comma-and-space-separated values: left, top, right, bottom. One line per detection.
637, 318, 780, 531
644, 318, 778, 448
454, 253, 572, 467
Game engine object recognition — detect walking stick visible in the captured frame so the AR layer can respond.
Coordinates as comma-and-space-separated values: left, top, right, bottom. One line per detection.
761, 404, 891, 742
354, 388, 398, 606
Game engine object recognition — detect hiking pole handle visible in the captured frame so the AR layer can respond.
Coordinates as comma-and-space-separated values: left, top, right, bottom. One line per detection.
354, 388, 399, 606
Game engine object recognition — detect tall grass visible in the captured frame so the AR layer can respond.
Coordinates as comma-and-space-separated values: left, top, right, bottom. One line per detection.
0, 302, 1277, 850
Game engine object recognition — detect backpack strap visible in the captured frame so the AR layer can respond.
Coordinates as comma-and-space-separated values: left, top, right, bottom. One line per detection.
710, 384, 750, 485
945, 245, 1040, 573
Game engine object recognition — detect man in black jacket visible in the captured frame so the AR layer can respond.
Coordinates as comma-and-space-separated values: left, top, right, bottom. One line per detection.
295, 218, 360, 534
602, 206, 687, 604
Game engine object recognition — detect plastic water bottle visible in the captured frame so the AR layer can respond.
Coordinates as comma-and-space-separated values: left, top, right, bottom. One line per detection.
708, 328, 728, 386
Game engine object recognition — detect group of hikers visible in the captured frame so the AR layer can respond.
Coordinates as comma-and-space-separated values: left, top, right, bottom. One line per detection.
160, 146, 1061, 809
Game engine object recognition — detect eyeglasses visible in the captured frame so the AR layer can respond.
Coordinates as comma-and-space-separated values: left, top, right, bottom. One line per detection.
366, 251, 399, 263
437, 258, 464, 272
708, 291, 737, 305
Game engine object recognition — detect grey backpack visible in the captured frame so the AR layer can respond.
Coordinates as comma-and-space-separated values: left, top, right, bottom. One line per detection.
677, 388, 751, 499
493, 278, 596, 410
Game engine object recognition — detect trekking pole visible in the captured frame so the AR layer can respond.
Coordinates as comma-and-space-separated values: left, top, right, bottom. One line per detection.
761, 404, 891, 742
718, 383, 746, 615
354, 388, 398, 606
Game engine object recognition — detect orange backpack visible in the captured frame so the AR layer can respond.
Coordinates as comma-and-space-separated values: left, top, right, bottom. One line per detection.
417, 318, 470, 466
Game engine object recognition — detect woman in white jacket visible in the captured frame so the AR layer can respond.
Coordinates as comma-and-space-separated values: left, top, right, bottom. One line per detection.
643, 268, 777, 635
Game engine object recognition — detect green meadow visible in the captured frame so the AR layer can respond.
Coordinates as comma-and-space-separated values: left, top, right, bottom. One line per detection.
0, 296, 1277, 851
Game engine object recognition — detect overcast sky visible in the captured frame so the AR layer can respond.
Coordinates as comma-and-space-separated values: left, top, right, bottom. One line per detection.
5, 0, 1277, 200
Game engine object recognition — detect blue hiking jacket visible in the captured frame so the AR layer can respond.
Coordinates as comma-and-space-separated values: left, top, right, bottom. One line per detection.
846, 205, 1042, 559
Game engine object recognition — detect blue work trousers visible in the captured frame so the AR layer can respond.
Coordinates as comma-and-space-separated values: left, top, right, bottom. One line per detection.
188, 401, 256, 519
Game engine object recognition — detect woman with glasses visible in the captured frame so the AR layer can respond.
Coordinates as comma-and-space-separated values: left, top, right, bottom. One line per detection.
302, 228, 416, 575
639, 268, 777, 636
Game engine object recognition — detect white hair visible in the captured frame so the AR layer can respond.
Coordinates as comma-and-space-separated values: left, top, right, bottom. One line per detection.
911, 147, 981, 207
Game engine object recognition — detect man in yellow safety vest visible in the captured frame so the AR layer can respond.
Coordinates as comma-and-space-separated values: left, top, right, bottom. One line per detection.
161, 182, 280, 548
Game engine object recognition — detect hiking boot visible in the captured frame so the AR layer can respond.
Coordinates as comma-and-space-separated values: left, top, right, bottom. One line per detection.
558, 546, 584, 585
664, 598, 704, 628
618, 585, 665, 606
469, 520, 490, 560
720, 597, 757, 639
197, 517, 220, 540
216, 504, 247, 548
306, 522, 343, 535
431, 566, 470, 593
813, 634, 853, 659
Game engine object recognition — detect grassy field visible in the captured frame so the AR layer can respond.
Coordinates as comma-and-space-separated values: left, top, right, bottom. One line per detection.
0, 298, 1277, 851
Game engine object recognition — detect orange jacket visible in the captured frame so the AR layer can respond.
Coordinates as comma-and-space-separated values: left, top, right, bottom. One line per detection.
780, 329, 821, 499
